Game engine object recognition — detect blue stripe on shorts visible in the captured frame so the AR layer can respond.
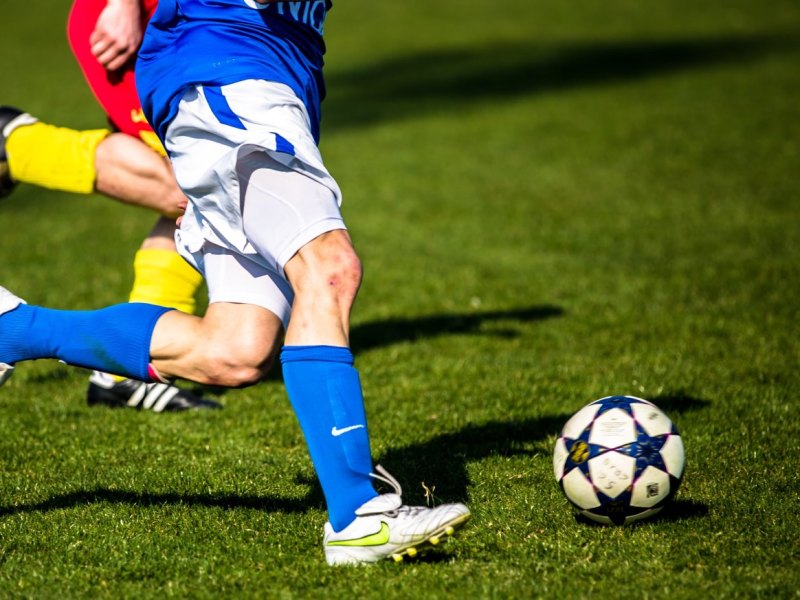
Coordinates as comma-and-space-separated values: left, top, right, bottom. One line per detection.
274, 133, 295, 155
204, 85, 247, 130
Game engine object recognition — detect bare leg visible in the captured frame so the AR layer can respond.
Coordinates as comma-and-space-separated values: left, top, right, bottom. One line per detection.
94, 133, 187, 218
283, 230, 361, 347
149, 302, 283, 387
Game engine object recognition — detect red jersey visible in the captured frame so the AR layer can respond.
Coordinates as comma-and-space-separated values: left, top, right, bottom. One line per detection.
67, 0, 163, 152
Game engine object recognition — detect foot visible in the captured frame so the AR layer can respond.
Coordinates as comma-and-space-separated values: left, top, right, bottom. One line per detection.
323, 465, 470, 566
0, 106, 38, 197
0, 285, 26, 386
87, 371, 223, 412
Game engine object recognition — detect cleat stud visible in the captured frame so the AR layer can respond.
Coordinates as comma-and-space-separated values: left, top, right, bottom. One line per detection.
407, 547, 417, 557
430, 536, 440, 546
392, 554, 403, 563
445, 526, 455, 536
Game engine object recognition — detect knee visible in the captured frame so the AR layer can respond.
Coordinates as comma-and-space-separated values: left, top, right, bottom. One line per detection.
325, 245, 363, 304
292, 232, 363, 304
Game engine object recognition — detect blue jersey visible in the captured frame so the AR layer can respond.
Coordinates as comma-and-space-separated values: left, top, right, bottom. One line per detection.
136, 0, 331, 142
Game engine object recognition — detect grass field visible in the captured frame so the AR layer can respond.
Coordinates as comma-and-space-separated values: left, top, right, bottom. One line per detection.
1, 0, 799, 597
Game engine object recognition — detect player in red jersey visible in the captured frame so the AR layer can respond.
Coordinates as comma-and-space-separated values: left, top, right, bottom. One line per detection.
0, 0, 218, 412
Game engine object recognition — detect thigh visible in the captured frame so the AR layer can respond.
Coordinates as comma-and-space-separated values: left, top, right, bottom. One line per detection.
202, 242, 295, 330
240, 153, 346, 273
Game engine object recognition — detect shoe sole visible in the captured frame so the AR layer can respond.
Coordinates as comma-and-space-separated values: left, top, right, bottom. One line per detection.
387, 511, 471, 563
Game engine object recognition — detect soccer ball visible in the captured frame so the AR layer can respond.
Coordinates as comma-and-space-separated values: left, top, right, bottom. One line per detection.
553, 395, 685, 525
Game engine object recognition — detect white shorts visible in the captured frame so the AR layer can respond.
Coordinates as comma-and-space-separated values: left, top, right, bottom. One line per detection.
164, 80, 345, 328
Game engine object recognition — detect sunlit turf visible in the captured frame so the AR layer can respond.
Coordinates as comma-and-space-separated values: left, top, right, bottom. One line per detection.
1, 0, 798, 597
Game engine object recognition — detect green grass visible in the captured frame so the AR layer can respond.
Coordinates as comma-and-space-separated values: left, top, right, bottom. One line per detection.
1, 0, 799, 597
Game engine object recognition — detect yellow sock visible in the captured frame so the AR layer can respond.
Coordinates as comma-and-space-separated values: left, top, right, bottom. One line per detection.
129, 248, 204, 315
6, 121, 109, 194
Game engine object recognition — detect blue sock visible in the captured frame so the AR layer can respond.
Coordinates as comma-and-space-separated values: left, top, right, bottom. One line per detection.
0, 302, 172, 381
281, 345, 378, 531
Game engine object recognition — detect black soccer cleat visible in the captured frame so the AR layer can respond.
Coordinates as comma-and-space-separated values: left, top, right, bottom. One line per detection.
0, 106, 37, 198
87, 371, 222, 412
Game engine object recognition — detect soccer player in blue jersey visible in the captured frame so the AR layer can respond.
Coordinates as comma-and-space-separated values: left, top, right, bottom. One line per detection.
0, 0, 470, 564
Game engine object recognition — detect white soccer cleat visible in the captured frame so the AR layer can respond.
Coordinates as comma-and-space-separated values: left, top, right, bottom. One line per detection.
0, 363, 13, 387
0, 285, 26, 386
323, 465, 470, 566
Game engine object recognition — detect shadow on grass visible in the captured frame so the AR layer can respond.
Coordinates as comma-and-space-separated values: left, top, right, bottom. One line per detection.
325, 34, 798, 132
0, 489, 313, 519
657, 498, 709, 522
649, 393, 711, 415
575, 498, 709, 527
351, 305, 563, 354
374, 415, 571, 503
